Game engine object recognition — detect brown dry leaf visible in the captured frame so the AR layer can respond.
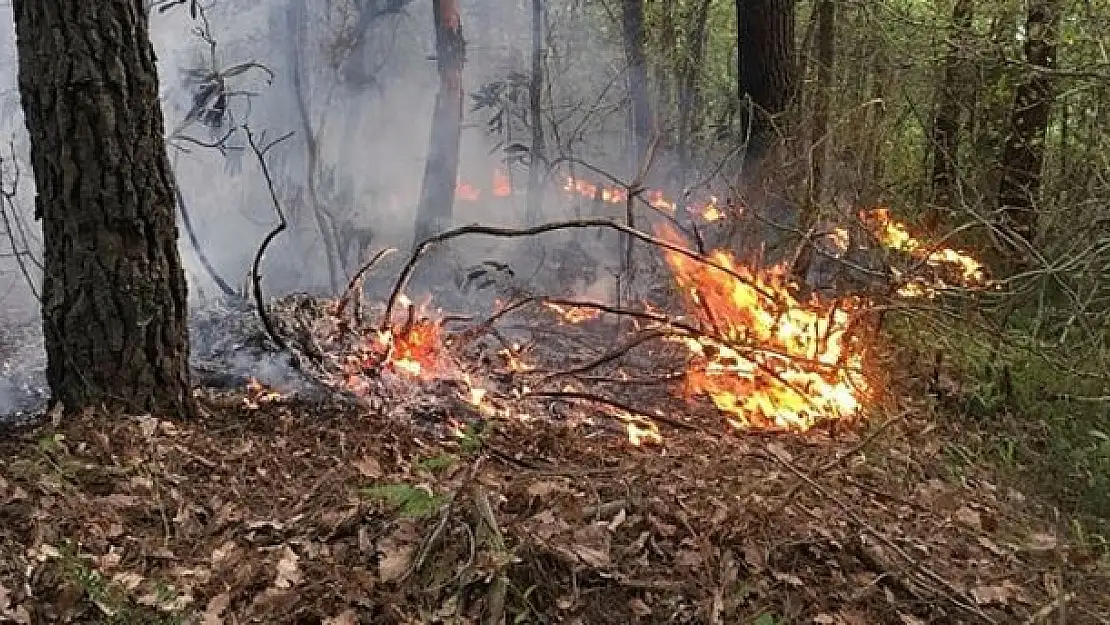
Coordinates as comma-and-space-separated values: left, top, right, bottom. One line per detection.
110, 572, 143, 591
970, 584, 1012, 606
629, 597, 652, 617
323, 609, 360, 625
675, 549, 703, 568
378, 526, 418, 583
766, 442, 793, 462
527, 480, 563, 497
571, 525, 611, 568
353, 456, 383, 478
1026, 532, 1057, 552
897, 613, 926, 625
953, 506, 981, 529
977, 536, 1008, 557
813, 614, 836, 624
202, 592, 230, 625
274, 546, 303, 588
773, 571, 804, 587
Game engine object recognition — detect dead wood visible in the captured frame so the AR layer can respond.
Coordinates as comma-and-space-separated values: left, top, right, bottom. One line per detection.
245, 127, 295, 352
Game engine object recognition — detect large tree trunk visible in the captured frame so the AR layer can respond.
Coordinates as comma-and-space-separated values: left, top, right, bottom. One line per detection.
14, 0, 195, 417
927, 0, 974, 231
526, 0, 547, 225
997, 0, 1061, 255
414, 0, 466, 245
737, 0, 797, 167
621, 0, 653, 178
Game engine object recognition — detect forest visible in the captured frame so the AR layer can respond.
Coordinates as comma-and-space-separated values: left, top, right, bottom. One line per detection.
0, 0, 1108, 622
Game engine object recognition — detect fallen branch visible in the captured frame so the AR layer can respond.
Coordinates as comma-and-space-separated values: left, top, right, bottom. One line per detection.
524, 389, 698, 432
245, 127, 295, 351
336, 247, 396, 322
381, 218, 783, 330
764, 447, 998, 624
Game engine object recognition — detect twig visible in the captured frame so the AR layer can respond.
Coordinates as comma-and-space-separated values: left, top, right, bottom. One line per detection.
382, 218, 783, 330
540, 329, 670, 382
169, 152, 238, 298
764, 448, 998, 624
245, 127, 295, 351
524, 389, 698, 432
336, 247, 395, 320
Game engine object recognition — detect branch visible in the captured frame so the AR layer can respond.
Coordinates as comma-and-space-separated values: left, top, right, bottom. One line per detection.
245, 127, 295, 351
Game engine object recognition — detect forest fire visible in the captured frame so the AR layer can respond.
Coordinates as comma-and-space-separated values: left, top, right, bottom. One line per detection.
862, 208, 989, 296
657, 223, 868, 432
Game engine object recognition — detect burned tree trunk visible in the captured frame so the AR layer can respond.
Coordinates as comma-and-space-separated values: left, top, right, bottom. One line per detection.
621, 0, 653, 176
526, 0, 547, 226
927, 0, 974, 231
414, 0, 466, 245
737, 0, 797, 167
13, 0, 195, 417
997, 0, 1061, 254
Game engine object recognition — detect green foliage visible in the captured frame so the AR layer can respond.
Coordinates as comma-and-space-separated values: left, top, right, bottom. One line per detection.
362, 483, 446, 518
417, 453, 458, 474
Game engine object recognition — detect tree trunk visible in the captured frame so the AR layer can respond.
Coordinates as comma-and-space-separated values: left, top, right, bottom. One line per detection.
737, 0, 797, 167
14, 0, 195, 417
414, 0, 466, 245
621, 0, 653, 178
526, 0, 547, 225
997, 0, 1061, 254
810, 0, 835, 203
677, 0, 713, 192
927, 0, 974, 231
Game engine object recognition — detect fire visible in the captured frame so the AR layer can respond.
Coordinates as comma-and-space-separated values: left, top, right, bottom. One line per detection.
563, 176, 627, 204
366, 295, 448, 379
862, 208, 989, 295
657, 224, 867, 432
244, 377, 284, 409
493, 168, 512, 197
543, 301, 602, 324
456, 180, 481, 202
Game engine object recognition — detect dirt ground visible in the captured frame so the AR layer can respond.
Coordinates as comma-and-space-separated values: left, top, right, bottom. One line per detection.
1, 366, 1107, 624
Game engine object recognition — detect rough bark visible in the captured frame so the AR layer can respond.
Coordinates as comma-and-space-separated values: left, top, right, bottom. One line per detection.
737, 0, 797, 166
14, 0, 195, 417
414, 0, 466, 245
621, 0, 653, 178
526, 0, 547, 225
997, 0, 1061, 251
927, 0, 974, 230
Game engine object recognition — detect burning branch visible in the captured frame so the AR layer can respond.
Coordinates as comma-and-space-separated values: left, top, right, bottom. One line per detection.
381, 218, 781, 329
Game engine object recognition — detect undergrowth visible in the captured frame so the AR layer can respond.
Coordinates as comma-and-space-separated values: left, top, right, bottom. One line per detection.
886, 310, 1110, 542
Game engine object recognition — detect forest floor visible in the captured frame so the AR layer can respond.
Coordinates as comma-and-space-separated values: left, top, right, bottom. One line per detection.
1, 357, 1109, 624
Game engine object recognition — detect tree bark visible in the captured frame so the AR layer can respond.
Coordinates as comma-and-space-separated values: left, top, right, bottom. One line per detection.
526, 0, 547, 225
997, 0, 1061, 253
621, 0, 653, 178
414, 0, 466, 245
737, 0, 797, 167
927, 0, 974, 231
14, 0, 195, 417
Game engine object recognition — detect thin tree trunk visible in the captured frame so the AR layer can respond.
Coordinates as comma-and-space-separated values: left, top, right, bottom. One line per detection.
997, 0, 1061, 255
677, 0, 713, 193
526, 0, 547, 225
14, 0, 195, 417
289, 0, 345, 293
621, 0, 653, 178
737, 0, 797, 170
927, 0, 974, 231
414, 0, 466, 245
810, 0, 835, 203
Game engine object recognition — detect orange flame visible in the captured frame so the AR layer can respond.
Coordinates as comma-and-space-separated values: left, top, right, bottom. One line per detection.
456, 181, 481, 202
543, 301, 602, 324
862, 208, 989, 297
493, 168, 512, 197
657, 224, 867, 432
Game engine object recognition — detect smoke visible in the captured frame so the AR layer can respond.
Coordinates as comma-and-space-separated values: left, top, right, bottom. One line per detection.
0, 0, 648, 411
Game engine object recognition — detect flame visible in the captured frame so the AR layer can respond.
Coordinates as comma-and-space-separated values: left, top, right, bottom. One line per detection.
244, 377, 284, 409
543, 301, 602, 324
456, 180, 481, 202
657, 224, 867, 432
862, 208, 988, 291
493, 168, 512, 197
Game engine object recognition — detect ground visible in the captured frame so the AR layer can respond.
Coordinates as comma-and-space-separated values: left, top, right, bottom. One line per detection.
1, 369, 1107, 624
